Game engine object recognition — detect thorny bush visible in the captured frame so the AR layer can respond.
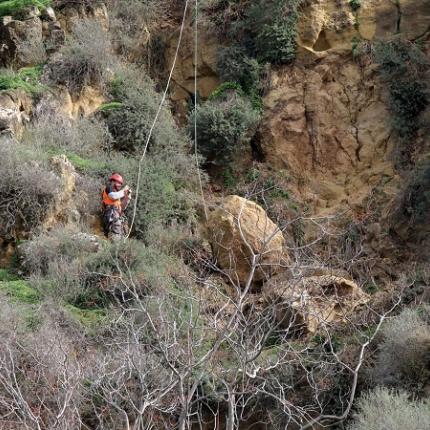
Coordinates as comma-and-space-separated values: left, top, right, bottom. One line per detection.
0, 144, 61, 239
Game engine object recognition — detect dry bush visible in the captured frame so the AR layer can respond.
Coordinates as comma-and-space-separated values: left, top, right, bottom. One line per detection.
20, 228, 95, 276
0, 317, 91, 430
371, 307, 430, 391
26, 112, 112, 157
45, 19, 115, 93
107, 0, 167, 62
347, 387, 430, 430
21, 230, 176, 306
0, 144, 62, 239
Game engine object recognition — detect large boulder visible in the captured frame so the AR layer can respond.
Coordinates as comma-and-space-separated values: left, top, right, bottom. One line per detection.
264, 274, 369, 335
206, 195, 287, 286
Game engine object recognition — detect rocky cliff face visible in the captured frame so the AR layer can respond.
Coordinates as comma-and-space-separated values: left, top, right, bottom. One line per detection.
297, 0, 430, 52
256, 0, 429, 253
259, 53, 396, 216
162, 0, 429, 268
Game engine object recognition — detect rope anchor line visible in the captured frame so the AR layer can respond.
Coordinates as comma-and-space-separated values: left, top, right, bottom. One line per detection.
127, 0, 207, 238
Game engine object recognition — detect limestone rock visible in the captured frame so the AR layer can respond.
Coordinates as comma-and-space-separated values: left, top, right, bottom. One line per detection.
398, 0, 430, 40
206, 196, 287, 285
0, 90, 32, 137
297, 0, 430, 54
56, 3, 109, 33
0, 16, 44, 67
264, 275, 369, 335
259, 53, 397, 216
41, 7, 57, 22
43, 155, 78, 229
35, 86, 104, 119
165, 23, 220, 123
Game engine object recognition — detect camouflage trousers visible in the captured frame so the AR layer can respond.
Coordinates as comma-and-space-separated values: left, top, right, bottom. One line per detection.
103, 206, 128, 240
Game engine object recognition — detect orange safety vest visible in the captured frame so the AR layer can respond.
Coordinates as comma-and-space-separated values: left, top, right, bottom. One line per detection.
102, 188, 122, 211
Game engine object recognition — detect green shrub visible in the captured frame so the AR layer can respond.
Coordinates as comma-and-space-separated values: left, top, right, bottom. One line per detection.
64, 304, 107, 328
0, 66, 44, 94
0, 0, 50, 17
22, 231, 177, 305
102, 68, 203, 239
349, 0, 361, 11
371, 307, 430, 391
45, 19, 115, 93
374, 39, 429, 139
189, 89, 260, 164
348, 388, 430, 430
20, 229, 97, 276
97, 101, 124, 111
0, 268, 18, 282
103, 67, 189, 153
231, 0, 301, 64
254, 14, 299, 64
208, 81, 243, 100
217, 46, 261, 94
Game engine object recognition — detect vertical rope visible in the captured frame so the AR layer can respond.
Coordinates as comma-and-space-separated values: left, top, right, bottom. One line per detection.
126, 0, 190, 238
194, 0, 208, 221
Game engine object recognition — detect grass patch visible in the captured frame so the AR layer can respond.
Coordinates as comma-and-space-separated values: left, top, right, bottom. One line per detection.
0, 66, 44, 94
65, 304, 107, 328
0, 279, 40, 304
66, 152, 107, 173
44, 148, 108, 174
0, 0, 51, 17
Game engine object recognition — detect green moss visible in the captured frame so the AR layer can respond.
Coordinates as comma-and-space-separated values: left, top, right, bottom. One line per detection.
98, 101, 124, 111
0, 66, 44, 94
0, 279, 40, 304
65, 304, 107, 328
0, 0, 51, 17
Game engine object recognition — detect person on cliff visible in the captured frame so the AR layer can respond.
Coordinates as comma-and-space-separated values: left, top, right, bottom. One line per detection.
101, 173, 132, 240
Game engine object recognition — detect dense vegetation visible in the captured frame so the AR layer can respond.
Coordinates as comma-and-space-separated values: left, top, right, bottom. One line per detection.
0, 1, 428, 429
374, 39, 429, 158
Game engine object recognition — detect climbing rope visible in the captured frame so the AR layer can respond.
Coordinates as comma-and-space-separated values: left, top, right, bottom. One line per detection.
126, 0, 191, 238
194, 0, 208, 221
127, 0, 208, 237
